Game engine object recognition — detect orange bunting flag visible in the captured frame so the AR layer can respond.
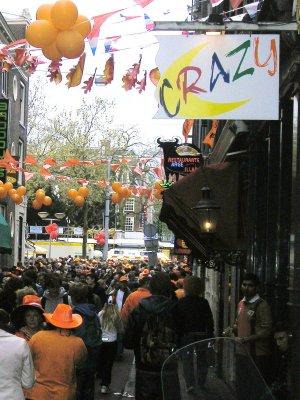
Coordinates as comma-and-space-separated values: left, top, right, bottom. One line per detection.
151, 167, 163, 180
111, 164, 121, 173
2, 149, 18, 165
24, 155, 38, 165
39, 167, 52, 178
96, 180, 107, 187
131, 165, 143, 176
103, 54, 114, 85
122, 55, 142, 91
61, 159, 81, 167
66, 53, 86, 88
182, 119, 194, 142
203, 120, 219, 148
43, 157, 57, 167
47, 60, 62, 84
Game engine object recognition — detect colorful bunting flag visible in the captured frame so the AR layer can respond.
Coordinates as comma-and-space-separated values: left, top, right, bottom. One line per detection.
144, 13, 154, 31
244, 2, 259, 20
230, 0, 244, 10
133, 0, 155, 7
210, 0, 225, 7
66, 53, 86, 88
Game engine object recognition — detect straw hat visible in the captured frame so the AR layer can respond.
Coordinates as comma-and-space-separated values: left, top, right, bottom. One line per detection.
43, 304, 82, 329
11, 295, 45, 329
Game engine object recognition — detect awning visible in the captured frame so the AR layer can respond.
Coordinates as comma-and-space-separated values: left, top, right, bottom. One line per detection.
0, 213, 12, 254
159, 162, 243, 258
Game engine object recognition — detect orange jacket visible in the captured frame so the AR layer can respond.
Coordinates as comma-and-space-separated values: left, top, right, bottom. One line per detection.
121, 287, 151, 325
28, 330, 87, 400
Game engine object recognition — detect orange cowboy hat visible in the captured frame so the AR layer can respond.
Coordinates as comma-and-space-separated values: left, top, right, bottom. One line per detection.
11, 295, 45, 329
43, 304, 82, 329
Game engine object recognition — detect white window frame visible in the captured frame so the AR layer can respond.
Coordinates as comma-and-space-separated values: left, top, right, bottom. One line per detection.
18, 139, 24, 185
1, 70, 8, 96
124, 198, 135, 212
19, 81, 26, 126
125, 216, 134, 232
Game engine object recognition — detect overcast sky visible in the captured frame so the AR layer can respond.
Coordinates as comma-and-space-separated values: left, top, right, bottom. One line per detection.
1, 0, 192, 145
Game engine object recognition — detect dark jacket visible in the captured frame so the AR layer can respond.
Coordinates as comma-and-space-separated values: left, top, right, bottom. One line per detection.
124, 295, 178, 371
173, 295, 214, 344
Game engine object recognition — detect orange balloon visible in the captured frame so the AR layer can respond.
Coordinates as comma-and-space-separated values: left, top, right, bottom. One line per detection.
123, 188, 132, 199
154, 189, 162, 199
74, 195, 85, 207
78, 186, 89, 198
154, 180, 163, 189
72, 15, 91, 38
17, 186, 27, 196
67, 188, 78, 199
51, 0, 78, 30
11, 193, 23, 204
43, 196, 52, 206
55, 30, 85, 59
36, 189, 46, 202
36, 3, 53, 20
112, 182, 122, 192
8, 188, 17, 197
4, 181, 13, 191
111, 192, 122, 204
0, 187, 7, 198
26, 20, 58, 48
42, 41, 62, 61
33, 199, 43, 210
0, 180, 3, 186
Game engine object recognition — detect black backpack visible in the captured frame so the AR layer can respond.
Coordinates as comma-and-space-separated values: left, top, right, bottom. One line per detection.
80, 314, 102, 352
140, 311, 177, 368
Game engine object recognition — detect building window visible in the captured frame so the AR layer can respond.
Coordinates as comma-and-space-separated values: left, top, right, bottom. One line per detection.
125, 216, 134, 231
1, 70, 8, 96
18, 139, 24, 185
124, 198, 134, 212
20, 82, 26, 126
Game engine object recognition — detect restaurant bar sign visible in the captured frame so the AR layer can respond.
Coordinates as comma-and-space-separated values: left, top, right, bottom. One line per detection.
0, 99, 9, 183
155, 34, 279, 120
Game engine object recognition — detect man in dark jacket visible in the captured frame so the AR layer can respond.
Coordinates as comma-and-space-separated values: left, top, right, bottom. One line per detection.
124, 272, 180, 400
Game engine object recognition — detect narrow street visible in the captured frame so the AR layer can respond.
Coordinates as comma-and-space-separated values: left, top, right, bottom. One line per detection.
95, 349, 135, 399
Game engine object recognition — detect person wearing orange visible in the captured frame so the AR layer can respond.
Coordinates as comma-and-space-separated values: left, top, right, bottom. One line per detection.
11, 295, 45, 342
28, 304, 87, 400
121, 276, 151, 326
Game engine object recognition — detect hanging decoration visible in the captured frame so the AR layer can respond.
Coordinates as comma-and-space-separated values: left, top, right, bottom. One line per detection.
25, 0, 91, 60
45, 223, 59, 239
0, 181, 26, 204
111, 182, 132, 204
33, 188, 52, 209
122, 54, 142, 91
94, 231, 105, 246
67, 185, 89, 207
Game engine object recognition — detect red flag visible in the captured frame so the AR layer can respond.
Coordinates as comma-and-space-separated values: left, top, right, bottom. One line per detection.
133, 0, 155, 7
182, 119, 194, 142
43, 157, 57, 166
111, 164, 121, 173
24, 155, 38, 165
131, 165, 143, 175
230, 0, 243, 9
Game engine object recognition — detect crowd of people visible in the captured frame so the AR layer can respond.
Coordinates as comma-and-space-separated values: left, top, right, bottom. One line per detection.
0, 256, 291, 400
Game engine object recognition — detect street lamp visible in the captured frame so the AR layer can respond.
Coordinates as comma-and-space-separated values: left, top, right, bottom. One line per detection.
37, 212, 65, 259
192, 185, 220, 234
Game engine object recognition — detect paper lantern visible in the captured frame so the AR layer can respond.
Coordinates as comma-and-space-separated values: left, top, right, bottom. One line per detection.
25, 20, 58, 49
43, 196, 52, 206
73, 195, 85, 207
51, 0, 78, 30
17, 186, 27, 196
50, 231, 58, 239
111, 192, 122, 204
36, 3, 53, 20
0, 187, 7, 198
42, 41, 62, 61
4, 181, 13, 191
78, 186, 89, 198
72, 15, 91, 38
55, 30, 85, 59
11, 193, 23, 205
67, 188, 78, 199
35, 189, 46, 202
112, 182, 122, 192
33, 199, 43, 210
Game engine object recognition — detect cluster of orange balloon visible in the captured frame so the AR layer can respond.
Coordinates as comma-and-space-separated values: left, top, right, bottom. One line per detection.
153, 181, 167, 200
0, 181, 26, 204
67, 186, 89, 207
111, 182, 132, 204
25, 0, 91, 60
32, 189, 53, 210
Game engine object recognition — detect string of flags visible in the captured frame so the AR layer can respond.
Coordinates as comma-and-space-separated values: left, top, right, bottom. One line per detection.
0, 0, 262, 93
